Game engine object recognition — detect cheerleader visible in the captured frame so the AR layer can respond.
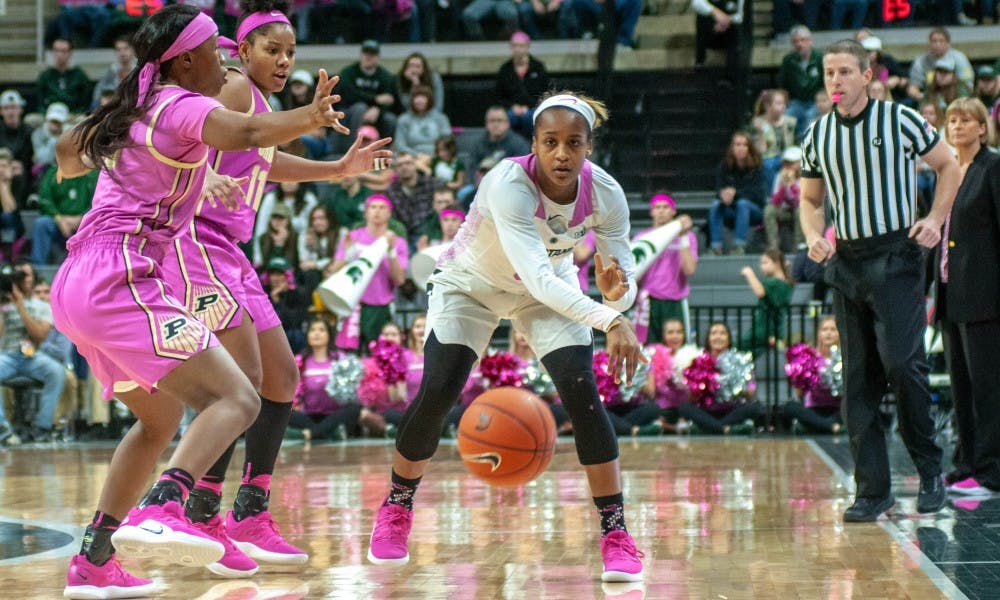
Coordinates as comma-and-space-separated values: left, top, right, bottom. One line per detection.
782, 316, 843, 434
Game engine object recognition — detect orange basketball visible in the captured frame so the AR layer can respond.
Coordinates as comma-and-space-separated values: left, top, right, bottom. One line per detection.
457, 387, 557, 487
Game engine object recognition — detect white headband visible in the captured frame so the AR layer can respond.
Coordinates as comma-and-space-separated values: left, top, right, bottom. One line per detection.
533, 94, 596, 129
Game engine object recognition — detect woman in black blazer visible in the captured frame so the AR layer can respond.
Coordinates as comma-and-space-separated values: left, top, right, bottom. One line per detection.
938, 97, 1000, 495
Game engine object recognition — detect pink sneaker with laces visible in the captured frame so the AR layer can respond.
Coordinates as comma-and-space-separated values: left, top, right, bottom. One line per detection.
111, 501, 224, 567
366, 502, 413, 565
949, 477, 996, 496
192, 515, 259, 578
63, 554, 157, 599
600, 530, 645, 582
225, 511, 308, 565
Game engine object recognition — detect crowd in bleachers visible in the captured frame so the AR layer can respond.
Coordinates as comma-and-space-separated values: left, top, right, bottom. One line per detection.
3, 8, 992, 447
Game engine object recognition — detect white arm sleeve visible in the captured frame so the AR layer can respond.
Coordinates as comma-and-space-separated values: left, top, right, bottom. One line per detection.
489, 183, 622, 332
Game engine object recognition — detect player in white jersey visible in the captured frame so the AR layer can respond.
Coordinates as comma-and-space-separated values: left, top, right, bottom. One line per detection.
365, 91, 647, 582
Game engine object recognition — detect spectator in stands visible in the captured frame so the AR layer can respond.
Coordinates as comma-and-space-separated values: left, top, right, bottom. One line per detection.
517, 0, 576, 41
0, 260, 67, 442
777, 26, 822, 141
396, 53, 445, 114
91, 37, 135, 108
264, 256, 310, 354
31, 103, 69, 176
468, 105, 530, 178
573, 0, 640, 49
415, 186, 458, 248
49, 0, 111, 49
923, 57, 972, 111
35, 38, 91, 114
692, 0, 745, 87
32, 164, 97, 267
0, 90, 33, 199
739, 248, 792, 353
829, 0, 867, 30
918, 102, 946, 217
298, 205, 340, 292
771, 0, 818, 41
256, 180, 318, 247
495, 32, 551, 137
679, 321, 763, 435
339, 40, 400, 148
765, 146, 804, 252
907, 28, 973, 105
395, 86, 452, 166
0, 150, 23, 259
782, 315, 843, 434
430, 134, 465, 192
974, 66, 999, 108
634, 193, 697, 344
752, 88, 796, 191
329, 194, 409, 352
462, 0, 519, 41
386, 152, 437, 243
284, 68, 314, 110
707, 131, 765, 255
814, 89, 832, 121
869, 80, 891, 102
860, 36, 909, 106
257, 203, 301, 268
324, 174, 373, 230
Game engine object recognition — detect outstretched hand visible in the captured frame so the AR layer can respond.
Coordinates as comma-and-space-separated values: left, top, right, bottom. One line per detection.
594, 253, 629, 301
339, 134, 394, 178
311, 70, 350, 135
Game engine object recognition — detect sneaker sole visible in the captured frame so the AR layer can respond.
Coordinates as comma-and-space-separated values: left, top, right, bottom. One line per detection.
112, 526, 224, 567
206, 560, 259, 578
601, 569, 643, 583
949, 486, 996, 496
63, 581, 158, 599
366, 547, 409, 565
233, 540, 309, 565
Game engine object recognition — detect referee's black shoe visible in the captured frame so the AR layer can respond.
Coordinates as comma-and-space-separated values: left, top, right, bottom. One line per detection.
843, 495, 895, 522
917, 475, 947, 513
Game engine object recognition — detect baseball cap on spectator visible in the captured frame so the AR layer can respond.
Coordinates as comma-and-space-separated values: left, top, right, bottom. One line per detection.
977, 65, 996, 79
266, 256, 290, 272
0, 90, 25, 107
860, 36, 882, 52
270, 203, 292, 218
781, 146, 802, 163
361, 40, 380, 54
289, 69, 313, 87
358, 125, 380, 142
934, 56, 956, 72
45, 102, 69, 123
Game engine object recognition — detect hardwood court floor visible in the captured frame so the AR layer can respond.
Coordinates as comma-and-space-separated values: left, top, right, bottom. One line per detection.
0, 438, 958, 599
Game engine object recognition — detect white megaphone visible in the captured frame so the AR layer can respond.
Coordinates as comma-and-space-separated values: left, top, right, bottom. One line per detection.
317, 237, 389, 317
410, 242, 452, 291
630, 220, 683, 280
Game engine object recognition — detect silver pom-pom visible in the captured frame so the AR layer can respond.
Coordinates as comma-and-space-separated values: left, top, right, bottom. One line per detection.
619, 347, 655, 402
522, 359, 556, 397
716, 350, 755, 403
820, 345, 843, 398
325, 355, 365, 404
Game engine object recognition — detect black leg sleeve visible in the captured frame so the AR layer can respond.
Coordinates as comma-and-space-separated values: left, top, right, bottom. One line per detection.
243, 397, 292, 480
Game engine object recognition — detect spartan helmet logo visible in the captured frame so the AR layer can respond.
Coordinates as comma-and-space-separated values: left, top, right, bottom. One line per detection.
344, 258, 373, 285
462, 452, 502, 471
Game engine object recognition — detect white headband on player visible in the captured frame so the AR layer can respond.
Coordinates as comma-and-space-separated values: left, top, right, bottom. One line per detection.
533, 94, 596, 129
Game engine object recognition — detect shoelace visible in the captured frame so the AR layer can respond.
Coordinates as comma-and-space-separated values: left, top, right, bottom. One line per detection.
377, 508, 411, 539
606, 535, 645, 560
200, 519, 238, 551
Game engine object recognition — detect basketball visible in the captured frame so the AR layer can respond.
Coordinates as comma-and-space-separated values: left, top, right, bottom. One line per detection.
457, 387, 557, 487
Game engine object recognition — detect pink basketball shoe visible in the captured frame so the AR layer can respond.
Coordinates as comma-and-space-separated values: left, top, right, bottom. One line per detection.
600, 530, 645, 582
63, 554, 156, 599
366, 502, 413, 565
225, 511, 308, 565
111, 501, 224, 567
192, 514, 259, 578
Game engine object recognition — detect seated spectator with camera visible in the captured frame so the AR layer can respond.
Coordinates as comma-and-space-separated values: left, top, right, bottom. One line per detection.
0, 260, 66, 443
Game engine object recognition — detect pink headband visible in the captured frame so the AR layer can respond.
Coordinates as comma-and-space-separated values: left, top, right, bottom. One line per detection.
137, 12, 218, 104
440, 209, 465, 221
511, 31, 530, 44
218, 10, 291, 58
365, 194, 393, 212
649, 193, 675, 209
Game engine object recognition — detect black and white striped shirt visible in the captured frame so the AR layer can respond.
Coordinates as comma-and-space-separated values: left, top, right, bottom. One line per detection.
801, 99, 939, 240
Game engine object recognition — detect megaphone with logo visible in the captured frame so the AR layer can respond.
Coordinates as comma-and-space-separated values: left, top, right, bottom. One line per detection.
630, 220, 683, 280
316, 237, 389, 317
410, 242, 452, 291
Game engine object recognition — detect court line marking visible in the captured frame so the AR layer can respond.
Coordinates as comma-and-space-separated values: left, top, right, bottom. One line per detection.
0, 516, 81, 566
806, 439, 968, 600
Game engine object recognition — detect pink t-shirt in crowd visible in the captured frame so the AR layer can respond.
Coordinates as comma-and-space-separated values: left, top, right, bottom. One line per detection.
635, 229, 698, 301
71, 86, 223, 249
333, 227, 410, 306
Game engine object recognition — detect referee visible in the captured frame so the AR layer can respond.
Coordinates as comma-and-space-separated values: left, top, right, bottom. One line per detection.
799, 40, 961, 522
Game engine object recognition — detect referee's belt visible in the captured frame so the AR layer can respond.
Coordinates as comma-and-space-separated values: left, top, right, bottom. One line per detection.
836, 228, 912, 258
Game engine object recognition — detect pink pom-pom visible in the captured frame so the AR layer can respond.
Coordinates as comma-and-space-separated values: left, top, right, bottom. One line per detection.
593, 350, 623, 405
683, 352, 720, 406
784, 343, 821, 392
357, 357, 389, 409
479, 352, 524, 388
649, 345, 675, 387
369, 339, 408, 383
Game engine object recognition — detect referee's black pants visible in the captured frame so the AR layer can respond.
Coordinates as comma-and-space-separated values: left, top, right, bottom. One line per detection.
825, 230, 942, 500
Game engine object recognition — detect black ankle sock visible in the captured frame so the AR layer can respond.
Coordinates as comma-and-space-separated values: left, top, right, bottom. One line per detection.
185, 487, 222, 524
232, 484, 269, 522
594, 493, 627, 536
385, 471, 421, 510
139, 468, 194, 507
80, 512, 120, 566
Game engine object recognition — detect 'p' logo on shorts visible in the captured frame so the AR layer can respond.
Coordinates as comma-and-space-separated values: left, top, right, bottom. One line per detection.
193, 293, 219, 313
161, 318, 188, 341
